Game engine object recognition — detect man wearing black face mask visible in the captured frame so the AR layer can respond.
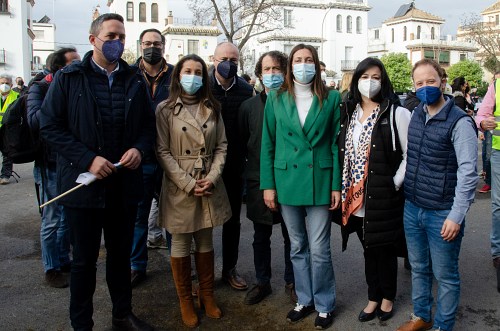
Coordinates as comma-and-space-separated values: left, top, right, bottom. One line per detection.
39, 13, 155, 330
13, 76, 28, 96
209, 42, 254, 291
129, 28, 173, 288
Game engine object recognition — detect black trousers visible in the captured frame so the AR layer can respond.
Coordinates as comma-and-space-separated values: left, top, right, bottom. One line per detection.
352, 216, 398, 302
253, 221, 294, 285
66, 188, 137, 330
221, 172, 242, 272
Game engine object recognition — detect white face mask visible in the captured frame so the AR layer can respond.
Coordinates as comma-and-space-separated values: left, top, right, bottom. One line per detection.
320, 71, 327, 81
0, 83, 11, 93
358, 79, 381, 99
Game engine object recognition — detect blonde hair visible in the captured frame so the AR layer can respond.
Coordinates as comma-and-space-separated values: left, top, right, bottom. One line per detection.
339, 71, 353, 93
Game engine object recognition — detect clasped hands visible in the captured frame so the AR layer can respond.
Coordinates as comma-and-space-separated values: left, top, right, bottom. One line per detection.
88, 148, 142, 179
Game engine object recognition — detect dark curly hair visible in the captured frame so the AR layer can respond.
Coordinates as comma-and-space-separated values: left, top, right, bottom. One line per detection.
254, 51, 288, 83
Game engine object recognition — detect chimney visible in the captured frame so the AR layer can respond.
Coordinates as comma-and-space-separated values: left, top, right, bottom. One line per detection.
167, 11, 173, 25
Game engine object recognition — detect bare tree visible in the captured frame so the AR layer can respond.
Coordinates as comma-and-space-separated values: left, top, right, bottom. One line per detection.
187, 0, 283, 52
460, 13, 500, 73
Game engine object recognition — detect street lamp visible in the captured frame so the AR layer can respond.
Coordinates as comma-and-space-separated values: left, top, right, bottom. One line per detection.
321, 3, 334, 61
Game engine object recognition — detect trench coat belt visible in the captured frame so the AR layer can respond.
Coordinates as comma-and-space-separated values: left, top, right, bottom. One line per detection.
173, 154, 212, 173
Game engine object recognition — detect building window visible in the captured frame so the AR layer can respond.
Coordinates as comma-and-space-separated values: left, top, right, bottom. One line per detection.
403, 26, 407, 41
347, 16, 352, 33
497, 14, 499, 25
34, 30, 45, 39
431, 27, 435, 40
374, 29, 379, 39
139, 2, 146, 22
284, 9, 292, 27
188, 40, 199, 54
424, 50, 435, 59
0, 0, 7, 13
460, 53, 467, 61
391, 28, 394, 43
336, 15, 342, 32
417, 25, 421, 39
151, 3, 158, 23
439, 51, 450, 64
284, 44, 293, 54
126, 2, 134, 21
356, 16, 362, 34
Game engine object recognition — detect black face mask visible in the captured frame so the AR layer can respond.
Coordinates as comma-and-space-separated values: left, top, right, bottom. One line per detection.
143, 47, 163, 65
17, 80, 24, 86
216, 60, 237, 79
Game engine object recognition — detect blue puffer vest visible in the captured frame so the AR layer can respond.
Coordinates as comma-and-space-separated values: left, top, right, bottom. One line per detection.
404, 98, 467, 210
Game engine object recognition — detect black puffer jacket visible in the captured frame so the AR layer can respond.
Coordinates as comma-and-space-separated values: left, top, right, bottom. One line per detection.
336, 94, 406, 253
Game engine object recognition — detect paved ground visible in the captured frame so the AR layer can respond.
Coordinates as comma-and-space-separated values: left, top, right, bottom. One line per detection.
0, 163, 499, 330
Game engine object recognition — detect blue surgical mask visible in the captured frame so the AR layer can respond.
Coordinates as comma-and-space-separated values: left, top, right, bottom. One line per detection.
96, 37, 124, 63
180, 74, 203, 95
216, 60, 237, 79
293, 63, 316, 84
416, 86, 442, 105
262, 73, 284, 90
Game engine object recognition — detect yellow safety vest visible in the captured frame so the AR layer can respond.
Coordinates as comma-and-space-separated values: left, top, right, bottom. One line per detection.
0, 90, 20, 126
493, 79, 500, 150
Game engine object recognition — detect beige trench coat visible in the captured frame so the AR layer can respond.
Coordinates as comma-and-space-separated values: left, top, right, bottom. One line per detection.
156, 98, 232, 234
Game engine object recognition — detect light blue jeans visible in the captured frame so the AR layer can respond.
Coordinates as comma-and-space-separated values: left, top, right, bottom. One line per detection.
34, 165, 70, 272
490, 149, 500, 259
404, 200, 464, 331
280, 204, 335, 314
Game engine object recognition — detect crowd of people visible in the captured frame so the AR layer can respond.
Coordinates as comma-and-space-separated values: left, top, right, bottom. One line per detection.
0, 12, 498, 331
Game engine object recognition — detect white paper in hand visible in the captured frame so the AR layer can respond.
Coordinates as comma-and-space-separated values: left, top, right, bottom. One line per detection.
76, 172, 97, 186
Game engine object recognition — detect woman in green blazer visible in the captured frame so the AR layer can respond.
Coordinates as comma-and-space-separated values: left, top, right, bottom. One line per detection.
260, 44, 341, 330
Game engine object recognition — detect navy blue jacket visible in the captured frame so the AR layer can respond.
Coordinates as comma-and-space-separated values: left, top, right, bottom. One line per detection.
404, 98, 467, 210
39, 51, 155, 208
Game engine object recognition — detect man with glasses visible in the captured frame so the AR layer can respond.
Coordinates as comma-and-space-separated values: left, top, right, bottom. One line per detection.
209, 42, 254, 290
130, 28, 173, 288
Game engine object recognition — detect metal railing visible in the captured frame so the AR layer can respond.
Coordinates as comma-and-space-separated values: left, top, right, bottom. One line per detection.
341, 60, 360, 71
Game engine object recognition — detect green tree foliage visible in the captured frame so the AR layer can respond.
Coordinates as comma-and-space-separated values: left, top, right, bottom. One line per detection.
446, 60, 483, 87
380, 53, 412, 93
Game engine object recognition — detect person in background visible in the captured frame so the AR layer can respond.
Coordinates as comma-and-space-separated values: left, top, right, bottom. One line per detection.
156, 54, 231, 328
451, 77, 474, 116
337, 57, 411, 323
27, 46, 80, 289
0, 74, 19, 185
339, 71, 353, 101
39, 13, 155, 330
209, 42, 253, 291
261, 44, 341, 329
319, 61, 327, 85
398, 59, 477, 331
130, 28, 174, 288
239, 50, 296, 306
12, 76, 28, 96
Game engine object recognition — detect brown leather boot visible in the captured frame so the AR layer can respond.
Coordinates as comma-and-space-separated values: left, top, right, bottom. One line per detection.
171, 256, 199, 328
194, 250, 223, 319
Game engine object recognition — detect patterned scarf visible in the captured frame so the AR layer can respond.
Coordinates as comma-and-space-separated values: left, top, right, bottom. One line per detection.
341, 104, 380, 224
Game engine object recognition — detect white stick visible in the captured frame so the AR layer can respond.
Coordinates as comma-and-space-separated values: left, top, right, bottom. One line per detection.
40, 183, 85, 208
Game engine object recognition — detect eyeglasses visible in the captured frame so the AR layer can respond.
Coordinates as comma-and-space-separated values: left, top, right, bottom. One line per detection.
141, 41, 163, 48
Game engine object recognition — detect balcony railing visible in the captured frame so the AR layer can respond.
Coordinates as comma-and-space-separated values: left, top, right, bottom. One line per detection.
341, 60, 360, 71
0, 49, 5, 64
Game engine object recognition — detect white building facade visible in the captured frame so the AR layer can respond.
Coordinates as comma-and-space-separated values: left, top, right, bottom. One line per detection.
368, 2, 476, 68
107, 0, 220, 65
0, 0, 35, 81
242, 0, 370, 79
32, 16, 56, 72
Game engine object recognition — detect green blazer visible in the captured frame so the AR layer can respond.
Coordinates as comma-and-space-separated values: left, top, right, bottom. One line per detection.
260, 89, 341, 206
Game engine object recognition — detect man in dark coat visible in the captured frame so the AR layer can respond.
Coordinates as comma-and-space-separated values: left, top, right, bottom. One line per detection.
238, 51, 295, 305
209, 42, 253, 290
39, 14, 154, 331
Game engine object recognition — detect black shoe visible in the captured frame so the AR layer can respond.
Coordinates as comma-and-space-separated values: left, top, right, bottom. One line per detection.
358, 309, 376, 322
112, 313, 154, 331
314, 312, 334, 329
45, 269, 68, 288
131, 270, 146, 288
244, 283, 272, 305
376, 307, 394, 321
286, 304, 315, 323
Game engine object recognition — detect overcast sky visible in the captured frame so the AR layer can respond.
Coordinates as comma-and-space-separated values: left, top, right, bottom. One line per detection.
32, 0, 495, 54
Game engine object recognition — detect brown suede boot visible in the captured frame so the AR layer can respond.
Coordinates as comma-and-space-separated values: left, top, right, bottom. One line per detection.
171, 256, 199, 328
194, 250, 223, 319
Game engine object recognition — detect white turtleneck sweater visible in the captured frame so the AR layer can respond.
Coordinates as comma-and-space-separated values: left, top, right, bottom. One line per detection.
293, 80, 313, 127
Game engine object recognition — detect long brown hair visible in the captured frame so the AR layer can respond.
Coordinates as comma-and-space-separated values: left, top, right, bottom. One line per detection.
167, 54, 221, 119
282, 44, 328, 106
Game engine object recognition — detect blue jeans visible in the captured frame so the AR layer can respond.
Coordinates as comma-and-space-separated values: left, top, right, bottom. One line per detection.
34, 165, 70, 272
280, 204, 335, 313
404, 200, 464, 331
130, 163, 157, 272
491, 149, 500, 259
482, 131, 492, 186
